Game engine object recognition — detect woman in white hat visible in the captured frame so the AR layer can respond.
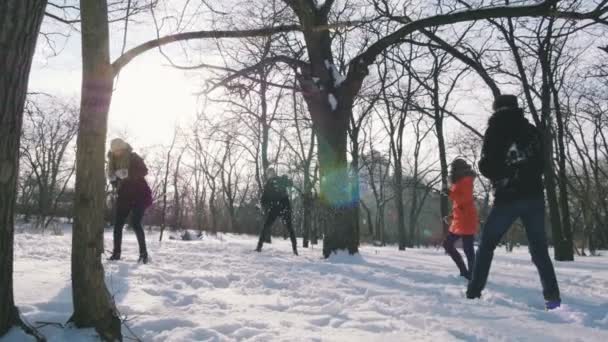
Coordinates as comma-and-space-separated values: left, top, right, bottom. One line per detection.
107, 138, 152, 263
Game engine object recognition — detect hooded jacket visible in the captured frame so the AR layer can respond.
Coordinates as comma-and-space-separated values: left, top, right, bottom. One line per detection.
478, 107, 544, 203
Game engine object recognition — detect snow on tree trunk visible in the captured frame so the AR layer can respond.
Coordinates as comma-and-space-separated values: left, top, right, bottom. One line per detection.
70, 0, 122, 340
0, 0, 46, 336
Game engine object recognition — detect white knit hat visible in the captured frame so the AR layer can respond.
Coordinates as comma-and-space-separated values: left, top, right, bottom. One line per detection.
110, 138, 129, 153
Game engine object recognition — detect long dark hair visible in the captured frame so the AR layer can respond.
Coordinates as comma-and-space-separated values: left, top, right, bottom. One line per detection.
449, 158, 476, 184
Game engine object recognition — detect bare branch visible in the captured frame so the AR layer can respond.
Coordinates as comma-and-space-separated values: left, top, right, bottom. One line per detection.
353, 1, 606, 70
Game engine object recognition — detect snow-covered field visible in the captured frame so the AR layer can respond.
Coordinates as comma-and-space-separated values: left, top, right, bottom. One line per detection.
5, 228, 608, 341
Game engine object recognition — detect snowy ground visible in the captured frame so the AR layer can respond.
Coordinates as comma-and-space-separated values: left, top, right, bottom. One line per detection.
5, 227, 608, 341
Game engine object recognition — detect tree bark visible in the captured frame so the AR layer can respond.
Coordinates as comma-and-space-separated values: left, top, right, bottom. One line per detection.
0, 0, 46, 337
550, 70, 574, 261
316, 109, 359, 257
541, 120, 567, 260
70, 1, 122, 340
259, 66, 272, 243
395, 166, 406, 250
435, 113, 450, 238
302, 188, 312, 248
159, 132, 176, 241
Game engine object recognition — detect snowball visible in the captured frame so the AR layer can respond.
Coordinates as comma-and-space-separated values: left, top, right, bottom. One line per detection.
328, 93, 338, 111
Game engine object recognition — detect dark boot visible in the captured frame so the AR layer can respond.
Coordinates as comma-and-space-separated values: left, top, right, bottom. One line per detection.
112, 207, 128, 262
108, 252, 121, 261
443, 234, 469, 278
131, 207, 149, 262
138, 253, 149, 264
466, 291, 481, 299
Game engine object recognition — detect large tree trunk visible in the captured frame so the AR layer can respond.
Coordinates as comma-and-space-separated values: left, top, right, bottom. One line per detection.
0, 0, 46, 337
70, 1, 122, 340
316, 109, 358, 258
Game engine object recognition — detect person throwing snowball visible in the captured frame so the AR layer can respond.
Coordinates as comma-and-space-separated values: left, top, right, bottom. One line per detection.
256, 168, 298, 255
107, 138, 152, 264
466, 95, 561, 310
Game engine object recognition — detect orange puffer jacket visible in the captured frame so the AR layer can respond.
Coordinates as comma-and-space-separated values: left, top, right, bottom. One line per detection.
448, 176, 478, 236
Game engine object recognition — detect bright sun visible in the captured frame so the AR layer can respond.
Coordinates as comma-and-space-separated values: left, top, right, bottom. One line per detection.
108, 55, 199, 148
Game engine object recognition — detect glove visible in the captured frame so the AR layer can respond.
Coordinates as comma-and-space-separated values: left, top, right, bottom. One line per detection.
115, 169, 128, 179
442, 215, 452, 225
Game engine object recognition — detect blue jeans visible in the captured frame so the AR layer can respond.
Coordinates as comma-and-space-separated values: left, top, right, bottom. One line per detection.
467, 197, 560, 301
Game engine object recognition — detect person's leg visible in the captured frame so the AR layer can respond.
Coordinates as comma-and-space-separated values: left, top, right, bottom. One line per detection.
467, 203, 518, 298
462, 234, 476, 277
443, 233, 468, 277
257, 206, 278, 251
280, 203, 298, 255
131, 206, 148, 261
521, 197, 561, 302
111, 206, 130, 259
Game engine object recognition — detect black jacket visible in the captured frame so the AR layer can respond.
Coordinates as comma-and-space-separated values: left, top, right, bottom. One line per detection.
478, 108, 544, 203
261, 175, 292, 207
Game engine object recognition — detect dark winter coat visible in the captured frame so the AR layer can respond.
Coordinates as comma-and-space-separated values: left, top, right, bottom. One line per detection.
261, 175, 292, 208
478, 108, 544, 203
112, 152, 153, 210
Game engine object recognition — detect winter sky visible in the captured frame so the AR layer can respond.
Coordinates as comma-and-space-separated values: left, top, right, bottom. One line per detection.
29, 4, 496, 155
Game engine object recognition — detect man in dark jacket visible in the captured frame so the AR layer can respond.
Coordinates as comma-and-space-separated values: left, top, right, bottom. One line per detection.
466, 95, 561, 310
107, 138, 153, 264
256, 168, 298, 255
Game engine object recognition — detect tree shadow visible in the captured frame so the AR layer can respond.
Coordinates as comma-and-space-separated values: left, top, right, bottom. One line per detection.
18, 260, 132, 340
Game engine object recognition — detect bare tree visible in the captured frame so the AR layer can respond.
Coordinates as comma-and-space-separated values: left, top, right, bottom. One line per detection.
361, 127, 393, 245
405, 41, 471, 238
563, 63, 608, 253
20, 95, 78, 230
159, 130, 177, 242
375, 44, 422, 250
281, 85, 318, 247
171, 146, 186, 232
188, 141, 208, 235
69, 1, 121, 339
212, 135, 251, 234
406, 113, 439, 247
140, 0, 606, 257
487, 14, 579, 260
0, 0, 47, 338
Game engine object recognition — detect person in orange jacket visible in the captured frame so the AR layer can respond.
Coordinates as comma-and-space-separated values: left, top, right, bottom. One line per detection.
443, 158, 478, 280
